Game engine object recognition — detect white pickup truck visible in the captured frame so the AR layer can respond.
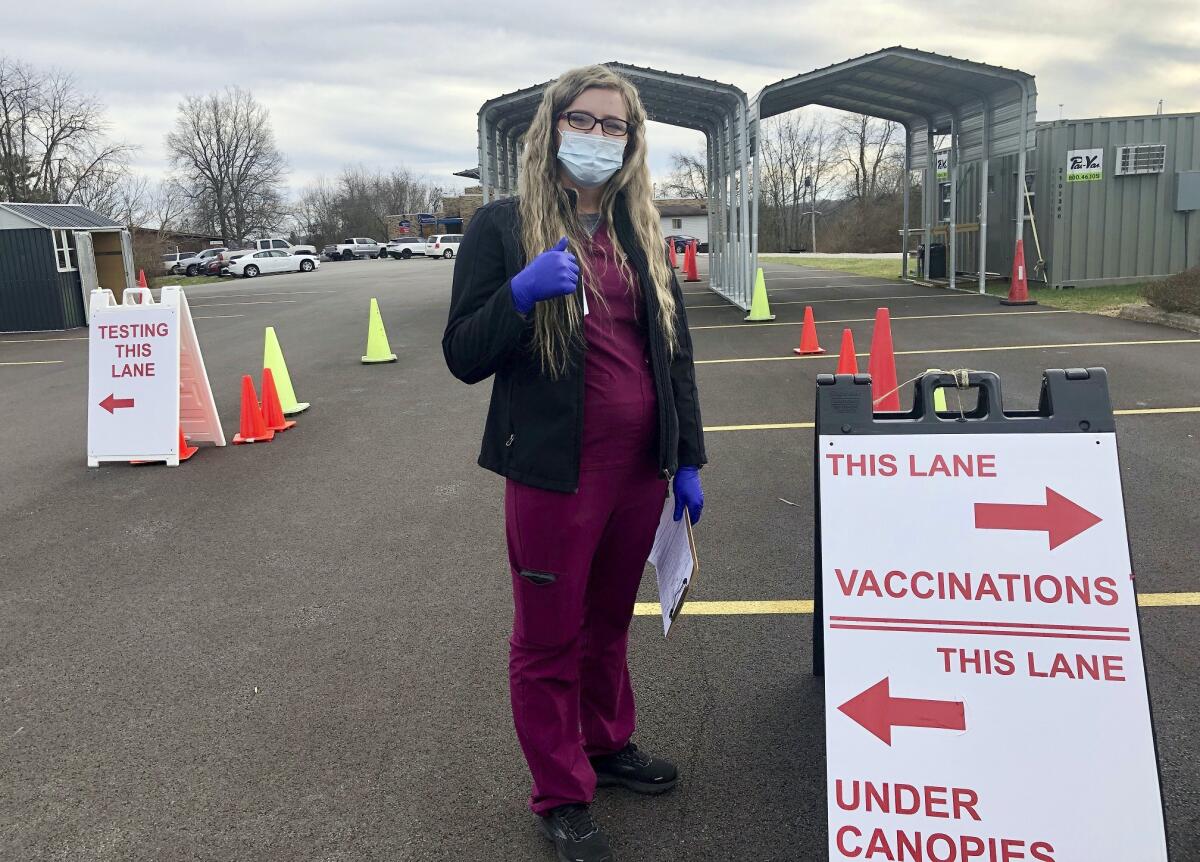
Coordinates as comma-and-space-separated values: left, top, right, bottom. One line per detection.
251, 237, 317, 256
322, 237, 389, 261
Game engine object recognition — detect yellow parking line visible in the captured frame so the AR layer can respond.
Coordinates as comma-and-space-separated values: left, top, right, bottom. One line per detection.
1114, 406, 1200, 416
696, 339, 1200, 365
685, 293, 976, 311
0, 360, 63, 366
704, 406, 1200, 433
634, 593, 1200, 616
706, 421, 816, 432
691, 309, 1069, 331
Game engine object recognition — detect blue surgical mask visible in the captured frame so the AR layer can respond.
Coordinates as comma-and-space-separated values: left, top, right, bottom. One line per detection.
557, 130, 625, 188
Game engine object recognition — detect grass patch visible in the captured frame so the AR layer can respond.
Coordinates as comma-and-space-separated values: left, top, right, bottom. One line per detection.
151, 274, 225, 288
773, 255, 1146, 315
772, 256, 913, 280
983, 282, 1146, 314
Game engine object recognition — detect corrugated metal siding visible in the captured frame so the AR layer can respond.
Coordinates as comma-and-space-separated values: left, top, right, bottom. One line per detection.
0, 228, 83, 332
1038, 113, 1200, 287
0, 202, 121, 230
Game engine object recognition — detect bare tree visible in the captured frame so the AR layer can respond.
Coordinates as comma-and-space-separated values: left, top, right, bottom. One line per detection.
166, 87, 288, 241
835, 113, 903, 202
0, 56, 131, 204
758, 112, 834, 251
292, 166, 443, 248
660, 149, 708, 200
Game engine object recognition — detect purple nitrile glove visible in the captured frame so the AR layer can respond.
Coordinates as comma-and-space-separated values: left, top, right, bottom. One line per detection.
511, 237, 579, 315
673, 466, 703, 525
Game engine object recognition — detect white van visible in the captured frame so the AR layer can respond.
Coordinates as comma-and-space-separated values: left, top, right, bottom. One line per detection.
424, 234, 462, 259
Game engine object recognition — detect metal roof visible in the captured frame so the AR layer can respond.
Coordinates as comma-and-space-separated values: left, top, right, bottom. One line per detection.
480, 61, 748, 143
0, 202, 122, 230
756, 46, 1036, 161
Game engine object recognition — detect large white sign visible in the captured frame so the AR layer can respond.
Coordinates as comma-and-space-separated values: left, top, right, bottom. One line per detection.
87, 290, 181, 464
87, 286, 223, 467
819, 432, 1167, 861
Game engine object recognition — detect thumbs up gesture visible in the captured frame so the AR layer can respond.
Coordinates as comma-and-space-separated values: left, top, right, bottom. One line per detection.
511, 237, 579, 315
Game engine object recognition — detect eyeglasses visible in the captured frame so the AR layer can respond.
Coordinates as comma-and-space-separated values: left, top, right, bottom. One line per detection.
558, 110, 632, 138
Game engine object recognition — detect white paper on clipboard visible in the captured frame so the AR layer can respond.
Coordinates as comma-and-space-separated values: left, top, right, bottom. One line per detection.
648, 496, 699, 638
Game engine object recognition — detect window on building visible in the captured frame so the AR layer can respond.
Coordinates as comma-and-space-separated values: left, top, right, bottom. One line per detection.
671, 217, 683, 229
938, 183, 952, 222
53, 230, 76, 272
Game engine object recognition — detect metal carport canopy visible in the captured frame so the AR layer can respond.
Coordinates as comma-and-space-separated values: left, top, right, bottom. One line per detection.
752, 46, 1036, 294
476, 62, 756, 299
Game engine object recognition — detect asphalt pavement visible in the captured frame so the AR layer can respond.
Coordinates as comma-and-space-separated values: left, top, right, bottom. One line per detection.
1, 254, 1197, 860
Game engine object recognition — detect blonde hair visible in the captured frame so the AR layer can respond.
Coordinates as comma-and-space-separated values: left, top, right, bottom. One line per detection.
517, 64, 678, 378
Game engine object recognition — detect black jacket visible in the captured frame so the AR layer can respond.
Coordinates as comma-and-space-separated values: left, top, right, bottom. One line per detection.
442, 193, 706, 493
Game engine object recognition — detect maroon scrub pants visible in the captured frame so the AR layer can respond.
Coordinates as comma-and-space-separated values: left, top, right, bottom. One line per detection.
505, 456, 668, 815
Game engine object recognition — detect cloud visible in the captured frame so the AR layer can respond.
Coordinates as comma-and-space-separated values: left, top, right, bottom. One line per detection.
2, 0, 1196, 197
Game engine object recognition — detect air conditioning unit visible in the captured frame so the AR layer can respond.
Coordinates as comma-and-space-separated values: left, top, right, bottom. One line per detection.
1113, 144, 1166, 176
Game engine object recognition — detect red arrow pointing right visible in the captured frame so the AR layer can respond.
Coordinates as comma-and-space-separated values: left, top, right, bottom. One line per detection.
974, 486, 1102, 550
99, 394, 135, 414
839, 678, 966, 746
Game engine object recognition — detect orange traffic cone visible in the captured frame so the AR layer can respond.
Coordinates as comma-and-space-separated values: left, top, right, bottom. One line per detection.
132, 425, 197, 465
793, 306, 825, 355
684, 241, 700, 282
232, 375, 275, 444
836, 328, 859, 374
1001, 239, 1037, 305
178, 427, 198, 461
260, 368, 296, 432
868, 308, 901, 411
137, 269, 148, 288
668, 240, 678, 269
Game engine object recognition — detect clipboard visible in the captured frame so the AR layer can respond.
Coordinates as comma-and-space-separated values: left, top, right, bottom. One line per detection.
648, 498, 699, 638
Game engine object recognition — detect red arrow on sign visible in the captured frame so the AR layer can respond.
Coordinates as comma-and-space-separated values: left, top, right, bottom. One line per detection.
838, 677, 966, 746
99, 394, 135, 414
974, 486, 1101, 550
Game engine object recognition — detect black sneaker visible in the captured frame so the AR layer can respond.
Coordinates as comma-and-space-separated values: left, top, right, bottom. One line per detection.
538, 803, 614, 862
590, 742, 678, 795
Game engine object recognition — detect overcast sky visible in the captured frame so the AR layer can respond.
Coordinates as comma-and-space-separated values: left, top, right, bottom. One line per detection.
5, 0, 1198, 197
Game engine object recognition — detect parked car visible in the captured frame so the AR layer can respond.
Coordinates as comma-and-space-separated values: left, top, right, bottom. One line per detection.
228, 249, 320, 278
201, 248, 254, 277
162, 251, 195, 275
386, 237, 427, 259
665, 234, 708, 254
249, 237, 318, 256
322, 238, 387, 261
424, 234, 462, 259
177, 247, 229, 277
219, 249, 253, 276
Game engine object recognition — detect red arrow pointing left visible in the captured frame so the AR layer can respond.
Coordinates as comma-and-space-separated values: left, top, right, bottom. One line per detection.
99, 394, 135, 414
838, 677, 965, 746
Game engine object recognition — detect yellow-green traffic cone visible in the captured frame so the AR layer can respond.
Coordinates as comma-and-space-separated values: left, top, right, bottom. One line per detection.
264, 326, 310, 415
744, 267, 775, 321
362, 297, 398, 364
933, 386, 948, 413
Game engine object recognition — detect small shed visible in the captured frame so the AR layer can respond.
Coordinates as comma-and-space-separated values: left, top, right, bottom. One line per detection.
0, 202, 135, 332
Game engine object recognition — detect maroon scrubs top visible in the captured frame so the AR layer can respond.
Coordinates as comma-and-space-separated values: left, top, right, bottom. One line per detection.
578, 224, 658, 472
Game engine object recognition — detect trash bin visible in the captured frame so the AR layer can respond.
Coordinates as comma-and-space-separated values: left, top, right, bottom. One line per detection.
917, 243, 947, 279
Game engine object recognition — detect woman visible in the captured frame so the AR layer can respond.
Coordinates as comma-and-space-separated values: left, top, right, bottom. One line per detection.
443, 65, 706, 862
